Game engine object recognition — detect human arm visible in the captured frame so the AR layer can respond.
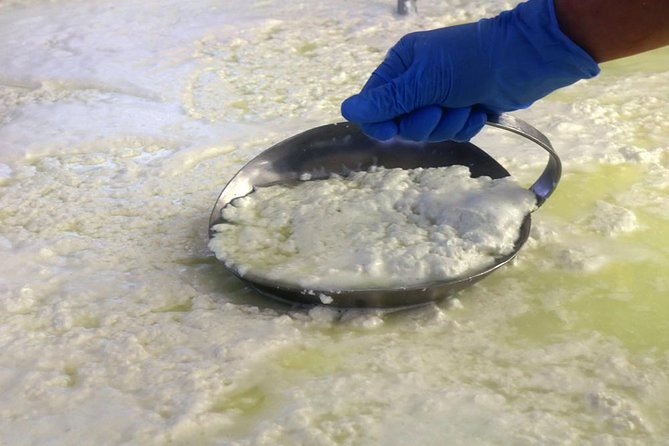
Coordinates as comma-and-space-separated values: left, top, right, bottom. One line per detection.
555, 0, 669, 62
341, 0, 669, 143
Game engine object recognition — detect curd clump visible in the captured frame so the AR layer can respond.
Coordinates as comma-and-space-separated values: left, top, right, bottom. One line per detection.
209, 166, 537, 289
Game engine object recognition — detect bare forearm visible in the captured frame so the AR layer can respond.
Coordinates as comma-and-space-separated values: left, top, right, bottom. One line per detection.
555, 0, 669, 62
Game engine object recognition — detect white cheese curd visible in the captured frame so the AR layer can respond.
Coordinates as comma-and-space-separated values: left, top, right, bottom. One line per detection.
209, 166, 537, 289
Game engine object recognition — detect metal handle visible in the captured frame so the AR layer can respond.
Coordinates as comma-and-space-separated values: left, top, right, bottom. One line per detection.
485, 114, 561, 207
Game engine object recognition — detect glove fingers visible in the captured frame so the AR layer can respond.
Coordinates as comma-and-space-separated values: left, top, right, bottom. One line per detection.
341, 68, 420, 124
361, 72, 389, 92
356, 108, 486, 142
397, 106, 442, 141
452, 109, 488, 142
361, 47, 411, 93
427, 107, 472, 142
360, 120, 398, 141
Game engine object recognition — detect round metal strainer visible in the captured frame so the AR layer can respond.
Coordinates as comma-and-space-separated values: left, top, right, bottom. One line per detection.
208, 114, 560, 308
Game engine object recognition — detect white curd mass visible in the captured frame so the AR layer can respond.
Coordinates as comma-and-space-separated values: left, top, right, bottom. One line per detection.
1, 0, 669, 444
209, 166, 537, 289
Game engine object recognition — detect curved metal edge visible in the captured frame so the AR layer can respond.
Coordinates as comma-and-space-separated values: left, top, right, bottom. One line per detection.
209, 189, 228, 238
485, 114, 562, 207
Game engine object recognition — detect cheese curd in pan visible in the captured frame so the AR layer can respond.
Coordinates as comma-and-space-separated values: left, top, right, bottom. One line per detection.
209, 165, 537, 289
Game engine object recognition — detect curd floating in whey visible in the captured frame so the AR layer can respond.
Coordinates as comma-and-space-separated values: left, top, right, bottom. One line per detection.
209, 166, 537, 289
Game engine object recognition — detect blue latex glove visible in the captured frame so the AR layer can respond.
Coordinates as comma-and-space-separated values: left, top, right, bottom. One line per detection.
341, 0, 600, 142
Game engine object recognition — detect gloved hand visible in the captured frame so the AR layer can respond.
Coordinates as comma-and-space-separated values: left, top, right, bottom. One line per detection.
341, 0, 600, 142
